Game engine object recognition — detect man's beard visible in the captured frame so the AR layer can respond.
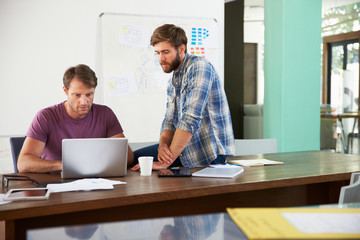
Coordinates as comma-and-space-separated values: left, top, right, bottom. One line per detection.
162, 51, 181, 73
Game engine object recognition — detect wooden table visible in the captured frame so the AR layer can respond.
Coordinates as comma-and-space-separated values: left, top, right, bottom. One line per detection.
321, 111, 360, 153
1, 150, 360, 240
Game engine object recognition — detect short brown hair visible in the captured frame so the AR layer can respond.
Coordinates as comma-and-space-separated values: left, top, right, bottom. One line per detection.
63, 64, 97, 90
150, 24, 187, 53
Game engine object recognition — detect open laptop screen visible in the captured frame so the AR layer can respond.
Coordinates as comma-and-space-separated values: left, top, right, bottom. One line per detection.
61, 138, 128, 179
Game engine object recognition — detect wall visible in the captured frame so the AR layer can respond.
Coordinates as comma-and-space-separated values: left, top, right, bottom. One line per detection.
263, 0, 321, 152
0, 0, 224, 173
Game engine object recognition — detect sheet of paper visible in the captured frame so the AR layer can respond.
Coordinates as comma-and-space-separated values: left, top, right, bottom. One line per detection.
227, 208, 360, 239
0, 193, 11, 205
282, 212, 360, 234
105, 72, 138, 97
118, 23, 151, 49
47, 178, 126, 193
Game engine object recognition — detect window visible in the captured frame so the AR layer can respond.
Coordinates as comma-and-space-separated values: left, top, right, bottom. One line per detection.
322, 31, 360, 112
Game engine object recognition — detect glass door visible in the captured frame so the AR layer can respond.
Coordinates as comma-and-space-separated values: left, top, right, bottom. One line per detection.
328, 40, 359, 113
322, 31, 360, 153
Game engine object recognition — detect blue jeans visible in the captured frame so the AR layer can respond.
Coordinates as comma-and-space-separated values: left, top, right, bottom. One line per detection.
133, 144, 227, 168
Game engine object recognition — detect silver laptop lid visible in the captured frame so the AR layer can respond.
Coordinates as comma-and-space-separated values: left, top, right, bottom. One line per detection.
61, 138, 128, 179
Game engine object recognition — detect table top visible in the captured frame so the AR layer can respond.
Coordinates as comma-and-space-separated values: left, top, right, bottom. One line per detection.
1, 150, 360, 222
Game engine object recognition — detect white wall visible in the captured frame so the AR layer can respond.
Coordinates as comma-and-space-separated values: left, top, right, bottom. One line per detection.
0, 0, 224, 137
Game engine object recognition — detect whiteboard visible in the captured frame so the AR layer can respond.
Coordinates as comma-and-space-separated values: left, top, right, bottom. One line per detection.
99, 13, 220, 142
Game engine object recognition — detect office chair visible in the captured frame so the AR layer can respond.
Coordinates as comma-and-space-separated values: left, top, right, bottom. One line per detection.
233, 139, 277, 156
339, 172, 360, 204
9, 137, 26, 173
129, 141, 158, 151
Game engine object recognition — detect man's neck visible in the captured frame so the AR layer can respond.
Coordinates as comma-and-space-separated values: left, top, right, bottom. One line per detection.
64, 101, 87, 119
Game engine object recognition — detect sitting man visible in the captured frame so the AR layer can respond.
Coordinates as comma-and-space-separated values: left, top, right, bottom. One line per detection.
131, 24, 234, 171
18, 64, 133, 173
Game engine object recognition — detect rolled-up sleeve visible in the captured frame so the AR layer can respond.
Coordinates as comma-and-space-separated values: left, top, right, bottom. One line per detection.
176, 60, 214, 135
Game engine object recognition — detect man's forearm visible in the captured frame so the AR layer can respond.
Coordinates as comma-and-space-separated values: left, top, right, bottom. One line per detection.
17, 137, 62, 173
18, 154, 62, 173
169, 128, 193, 160
159, 129, 174, 147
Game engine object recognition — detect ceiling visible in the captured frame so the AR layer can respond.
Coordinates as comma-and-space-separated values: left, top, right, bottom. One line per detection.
240, 0, 360, 21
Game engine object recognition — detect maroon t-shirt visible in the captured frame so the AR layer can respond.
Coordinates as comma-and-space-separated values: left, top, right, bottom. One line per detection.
26, 102, 123, 161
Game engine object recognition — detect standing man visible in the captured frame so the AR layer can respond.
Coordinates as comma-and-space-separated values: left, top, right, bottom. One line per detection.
18, 64, 133, 173
131, 24, 234, 171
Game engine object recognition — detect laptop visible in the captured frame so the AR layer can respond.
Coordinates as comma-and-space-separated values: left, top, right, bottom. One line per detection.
61, 138, 128, 179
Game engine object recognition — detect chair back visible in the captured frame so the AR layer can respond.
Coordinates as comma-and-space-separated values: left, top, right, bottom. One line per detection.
339, 172, 360, 204
234, 138, 277, 155
9, 137, 26, 173
129, 142, 158, 151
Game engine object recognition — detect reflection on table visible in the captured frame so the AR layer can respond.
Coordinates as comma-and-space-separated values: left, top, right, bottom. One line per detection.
27, 213, 248, 240
27, 203, 360, 240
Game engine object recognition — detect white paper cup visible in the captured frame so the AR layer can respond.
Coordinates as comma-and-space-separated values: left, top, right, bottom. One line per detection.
139, 156, 153, 176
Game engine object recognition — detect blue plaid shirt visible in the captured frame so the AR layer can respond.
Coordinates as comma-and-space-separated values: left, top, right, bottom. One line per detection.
161, 54, 235, 167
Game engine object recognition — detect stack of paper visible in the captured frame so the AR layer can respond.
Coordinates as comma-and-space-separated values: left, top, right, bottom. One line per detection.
227, 158, 283, 167
47, 178, 126, 193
